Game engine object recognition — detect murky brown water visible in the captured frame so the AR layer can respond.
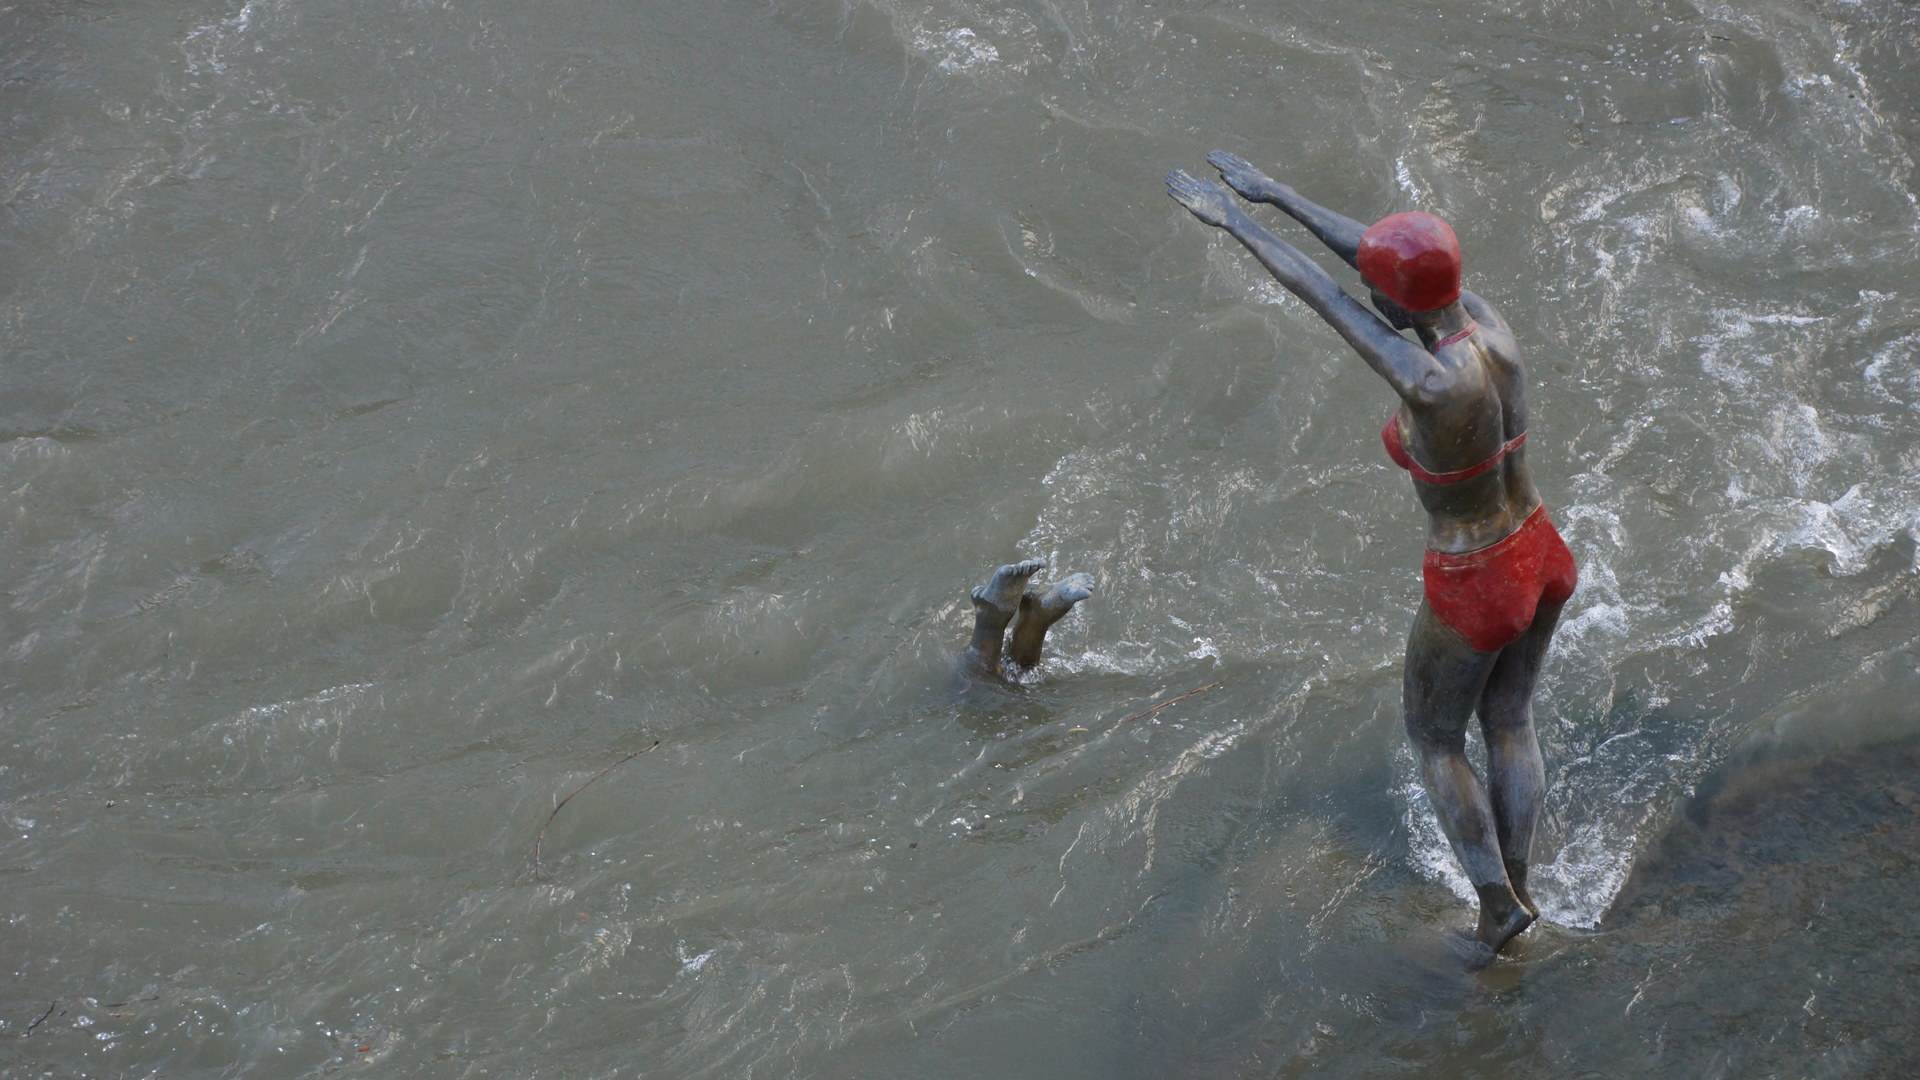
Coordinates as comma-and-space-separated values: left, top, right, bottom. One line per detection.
3, 0, 1918, 1075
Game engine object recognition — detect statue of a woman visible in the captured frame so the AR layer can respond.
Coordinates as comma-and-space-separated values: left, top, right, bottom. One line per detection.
1168, 153, 1577, 957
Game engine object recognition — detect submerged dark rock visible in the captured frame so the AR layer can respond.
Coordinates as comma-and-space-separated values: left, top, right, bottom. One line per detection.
1576, 741, 1920, 1073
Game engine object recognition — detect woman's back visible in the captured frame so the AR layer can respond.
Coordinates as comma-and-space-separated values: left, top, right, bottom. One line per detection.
1392, 293, 1543, 554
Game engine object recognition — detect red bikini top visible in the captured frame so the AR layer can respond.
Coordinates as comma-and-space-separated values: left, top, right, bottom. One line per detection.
1381, 321, 1527, 485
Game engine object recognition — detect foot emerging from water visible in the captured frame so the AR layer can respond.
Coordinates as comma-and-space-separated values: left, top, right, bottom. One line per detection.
972, 559, 1048, 618
1007, 573, 1095, 670
1474, 883, 1536, 959
960, 559, 1048, 679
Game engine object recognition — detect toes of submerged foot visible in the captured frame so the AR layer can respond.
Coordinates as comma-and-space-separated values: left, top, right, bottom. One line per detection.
992, 559, 1044, 582
980, 560, 1046, 610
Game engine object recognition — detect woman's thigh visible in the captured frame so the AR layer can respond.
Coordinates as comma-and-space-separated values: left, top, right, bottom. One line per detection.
1479, 601, 1565, 735
1403, 601, 1500, 752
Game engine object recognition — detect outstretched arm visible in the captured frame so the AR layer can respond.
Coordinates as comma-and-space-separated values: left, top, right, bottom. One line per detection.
1167, 170, 1443, 403
1208, 151, 1369, 272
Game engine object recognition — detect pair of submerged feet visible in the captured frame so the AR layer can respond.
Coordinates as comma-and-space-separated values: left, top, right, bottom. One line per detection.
958, 559, 1094, 684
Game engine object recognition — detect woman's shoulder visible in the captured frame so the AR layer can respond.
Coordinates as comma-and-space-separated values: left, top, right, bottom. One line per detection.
1459, 290, 1505, 324
1460, 292, 1517, 342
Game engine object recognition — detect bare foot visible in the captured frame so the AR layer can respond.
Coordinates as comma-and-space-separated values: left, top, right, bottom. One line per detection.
1474, 884, 1536, 956
972, 559, 1047, 618
1006, 573, 1095, 670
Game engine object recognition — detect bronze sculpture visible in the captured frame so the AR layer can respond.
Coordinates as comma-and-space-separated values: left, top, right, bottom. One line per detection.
1168, 152, 1578, 957
957, 559, 1095, 687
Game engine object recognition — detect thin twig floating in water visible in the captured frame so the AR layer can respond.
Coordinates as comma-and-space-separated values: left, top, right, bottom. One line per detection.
532, 740, 661, 874
25, 1000, 55, 1035
1112, 680, 1226, 726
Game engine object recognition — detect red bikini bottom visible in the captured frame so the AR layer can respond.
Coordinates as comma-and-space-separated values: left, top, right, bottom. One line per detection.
1422, 505, 1577, 653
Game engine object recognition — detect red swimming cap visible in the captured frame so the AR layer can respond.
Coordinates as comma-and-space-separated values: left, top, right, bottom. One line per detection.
1357, 212, 1462, 313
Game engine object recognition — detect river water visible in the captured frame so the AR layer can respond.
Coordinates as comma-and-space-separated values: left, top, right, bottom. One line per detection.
3, 0, 1918, 1076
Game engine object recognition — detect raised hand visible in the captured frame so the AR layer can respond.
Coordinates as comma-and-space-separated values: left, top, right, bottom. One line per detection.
1207, 149, 1282, 202
1203, 151, 1368, 270
1166, 169, 1234, 227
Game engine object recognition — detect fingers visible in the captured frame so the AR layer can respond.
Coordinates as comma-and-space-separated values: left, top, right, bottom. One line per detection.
1206, 149, 1250, 172
1166, 169, 1228, 222
1167, 169, 1227, 199
1207, 149, 1272, 201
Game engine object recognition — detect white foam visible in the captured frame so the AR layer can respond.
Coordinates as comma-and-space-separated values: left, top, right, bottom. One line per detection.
910, 26, 1001, 73
181, 0, 273, 77
1530, 819, 1637, 928
1395, 752, 1475, 905
1863, 332, 1920, 405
